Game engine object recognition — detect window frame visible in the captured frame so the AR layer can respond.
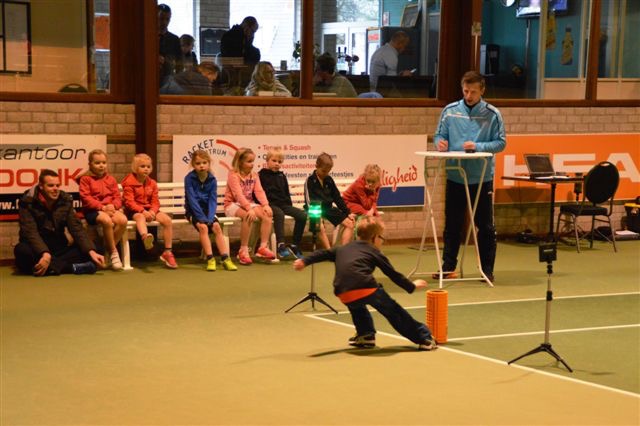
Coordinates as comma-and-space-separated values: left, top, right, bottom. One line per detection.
1, 0, 637, 107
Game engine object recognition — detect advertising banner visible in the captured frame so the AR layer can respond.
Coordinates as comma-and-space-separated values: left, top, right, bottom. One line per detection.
172, 135, 427, 207
0, 135, 107, 220
495, 133, 640, 203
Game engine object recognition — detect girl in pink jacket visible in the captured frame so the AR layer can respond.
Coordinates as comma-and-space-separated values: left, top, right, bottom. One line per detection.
77, 149, 127, 270
224, 148, 275, 265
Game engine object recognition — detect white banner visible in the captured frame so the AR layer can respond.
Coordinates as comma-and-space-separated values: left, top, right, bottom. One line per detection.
0, 134, 107, 218
172, 135, 427, 207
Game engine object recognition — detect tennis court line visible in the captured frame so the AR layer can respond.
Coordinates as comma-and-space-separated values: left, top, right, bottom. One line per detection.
311, 291, 640, 316
448, 323, 640, 342
402, 290, 640, 310
305, 313, 640, 399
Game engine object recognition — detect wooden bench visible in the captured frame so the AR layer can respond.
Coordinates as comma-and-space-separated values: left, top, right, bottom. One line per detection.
111, 178, 368, 269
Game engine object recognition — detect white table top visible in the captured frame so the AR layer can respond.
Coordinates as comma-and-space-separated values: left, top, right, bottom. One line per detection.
415, 150, 493, 159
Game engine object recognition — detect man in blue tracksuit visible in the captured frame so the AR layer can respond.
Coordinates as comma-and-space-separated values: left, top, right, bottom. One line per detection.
434, 70, 506, 282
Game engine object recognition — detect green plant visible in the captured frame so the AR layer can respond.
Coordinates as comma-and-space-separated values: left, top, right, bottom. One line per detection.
292, 41, 320, 60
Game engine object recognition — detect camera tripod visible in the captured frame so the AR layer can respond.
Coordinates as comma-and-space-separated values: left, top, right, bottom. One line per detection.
508, 243, 572, 372
285, 220, 338, 314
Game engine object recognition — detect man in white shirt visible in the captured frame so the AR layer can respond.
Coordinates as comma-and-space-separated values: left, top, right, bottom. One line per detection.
369, 31, 412, 91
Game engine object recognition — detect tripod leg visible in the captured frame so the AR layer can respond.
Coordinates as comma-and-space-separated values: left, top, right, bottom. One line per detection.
541, 344, 573, 372
312, 293, 339, 314
508, 345, 545, 365
284, 294, 314, 313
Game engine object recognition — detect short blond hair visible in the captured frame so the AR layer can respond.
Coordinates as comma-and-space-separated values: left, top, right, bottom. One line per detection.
363, 164, 381, 184
231, 148, 255, 172
316, 152, 333, 169
88, 149, 107, 163
131, 153, 153, 173
190, 149, 211, 167
357, 216, 384, 242
266, 147, 284, 161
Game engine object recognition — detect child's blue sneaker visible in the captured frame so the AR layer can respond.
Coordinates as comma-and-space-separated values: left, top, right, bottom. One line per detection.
277, 244, 293, 259
288, 244, 303, 259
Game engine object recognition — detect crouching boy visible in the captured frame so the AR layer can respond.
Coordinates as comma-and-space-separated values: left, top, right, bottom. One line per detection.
293, 216, 437, 351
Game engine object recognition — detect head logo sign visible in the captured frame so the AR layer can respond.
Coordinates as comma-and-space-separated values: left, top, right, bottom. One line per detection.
177, 137, 239, 177
172, 134, 427, 208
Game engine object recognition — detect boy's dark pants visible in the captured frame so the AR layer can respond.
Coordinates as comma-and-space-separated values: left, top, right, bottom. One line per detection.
442, 180, 497, 275
346, 288, 433, 344
14, 242, 91, 275
271, 204, 307, 246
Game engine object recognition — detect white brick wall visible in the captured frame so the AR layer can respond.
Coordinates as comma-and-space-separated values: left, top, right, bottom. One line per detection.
0, 101, 638, 260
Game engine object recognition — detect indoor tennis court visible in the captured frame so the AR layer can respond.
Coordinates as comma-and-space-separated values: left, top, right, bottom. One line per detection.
1, 240, 638, 424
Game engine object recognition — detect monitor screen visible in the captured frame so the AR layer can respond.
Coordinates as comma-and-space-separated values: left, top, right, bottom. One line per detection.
516, 0, 568, 18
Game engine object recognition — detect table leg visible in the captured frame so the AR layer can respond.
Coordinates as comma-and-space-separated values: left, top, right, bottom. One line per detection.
547, 182, 557, 241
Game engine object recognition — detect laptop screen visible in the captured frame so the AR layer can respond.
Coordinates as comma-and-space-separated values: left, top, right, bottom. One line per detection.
524, 154, 555, 175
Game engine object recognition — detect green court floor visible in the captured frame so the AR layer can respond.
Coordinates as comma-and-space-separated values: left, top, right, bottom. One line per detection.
323, 293, 640, 393
2, 239, 639, 424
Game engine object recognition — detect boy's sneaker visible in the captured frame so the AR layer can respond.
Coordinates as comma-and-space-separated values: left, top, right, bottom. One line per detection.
206, 257, 216, 271
159, 251, 178, 269
110, 251, 123, 271
418, 338, 438, 351
221, 257, 238, 271
431, 270, 458, 280
288, 244, 303, 259
277, 244, 293, 259
237, 251, 253, 265
348, 333, 376, 348
255, 246, 276, 260
142, 233, 154, 251
72, 261, 97, 275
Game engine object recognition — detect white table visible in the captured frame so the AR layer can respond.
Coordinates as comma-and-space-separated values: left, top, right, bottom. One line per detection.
409, 151, 494, 288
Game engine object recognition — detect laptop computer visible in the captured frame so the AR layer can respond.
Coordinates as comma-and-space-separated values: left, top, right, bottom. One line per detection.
524, 153, 567, 178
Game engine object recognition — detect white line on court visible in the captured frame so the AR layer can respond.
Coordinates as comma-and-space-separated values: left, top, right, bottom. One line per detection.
311, 291, 640, 316
305, 313, 640, 399
401, 290, 640, 310
448, 323, 640, 341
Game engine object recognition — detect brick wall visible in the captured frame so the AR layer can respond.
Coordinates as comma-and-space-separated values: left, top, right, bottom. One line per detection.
1, 101, 638, 260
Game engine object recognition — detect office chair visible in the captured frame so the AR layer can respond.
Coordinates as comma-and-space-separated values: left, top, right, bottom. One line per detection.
555, 161, 619, 253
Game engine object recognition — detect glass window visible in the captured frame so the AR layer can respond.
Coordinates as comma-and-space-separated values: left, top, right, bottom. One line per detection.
159, 0, 301, 97
0, 0, 109, 94
597, 0, 640, 99
481, 0, 588, 99
313, 0, 439, 99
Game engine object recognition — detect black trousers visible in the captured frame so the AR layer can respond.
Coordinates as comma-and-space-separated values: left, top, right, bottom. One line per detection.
270, 204, 307, 246
14, 242, 91, 275
442, 180, 497, 275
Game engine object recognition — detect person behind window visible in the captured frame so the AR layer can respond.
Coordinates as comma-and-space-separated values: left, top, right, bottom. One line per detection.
245, 61, 291, 96
160, 62, 220, 96
179, 34, 199, 73
220, 16, 261, 65
313, 53, 357, 98
158, 4, 182, 86
369, 30, 412, 91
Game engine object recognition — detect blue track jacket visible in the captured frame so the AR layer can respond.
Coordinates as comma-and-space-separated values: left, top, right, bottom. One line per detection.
434, 99, 506, 184
184, 170, 218, 224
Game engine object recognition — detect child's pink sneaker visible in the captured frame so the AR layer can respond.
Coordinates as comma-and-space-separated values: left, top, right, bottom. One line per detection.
255, 246, 276, 260
159, 251, 178, 269
237, 251, 253, 265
